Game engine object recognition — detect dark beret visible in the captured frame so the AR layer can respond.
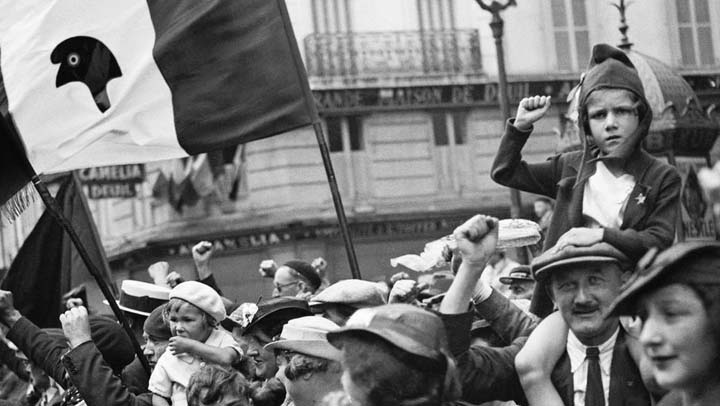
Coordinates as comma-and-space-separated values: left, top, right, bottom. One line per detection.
284, 260, 321, 290
143, 304, 171, 341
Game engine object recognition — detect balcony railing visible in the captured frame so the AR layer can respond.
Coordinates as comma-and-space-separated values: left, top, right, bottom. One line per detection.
304, 30, 482, 78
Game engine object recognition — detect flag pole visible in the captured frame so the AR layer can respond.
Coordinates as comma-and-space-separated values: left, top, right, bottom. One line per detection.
275, 0, 362, 279
31, 175, 151, 375
311, 122, 362, 280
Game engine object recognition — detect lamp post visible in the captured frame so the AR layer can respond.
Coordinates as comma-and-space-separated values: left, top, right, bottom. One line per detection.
475, 0, 527, 262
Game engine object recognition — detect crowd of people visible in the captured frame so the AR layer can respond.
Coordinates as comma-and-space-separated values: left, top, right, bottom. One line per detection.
0, 42, 718, 406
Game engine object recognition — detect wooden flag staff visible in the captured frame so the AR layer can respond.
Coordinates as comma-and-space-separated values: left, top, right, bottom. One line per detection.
276, 0, 362, 279
31, 174, 152, 375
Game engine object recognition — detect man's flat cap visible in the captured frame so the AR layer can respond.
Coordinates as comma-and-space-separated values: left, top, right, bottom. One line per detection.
531, 242, 630, 282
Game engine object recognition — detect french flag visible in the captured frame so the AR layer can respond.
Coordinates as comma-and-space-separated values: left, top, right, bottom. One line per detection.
0, 0, 316, 214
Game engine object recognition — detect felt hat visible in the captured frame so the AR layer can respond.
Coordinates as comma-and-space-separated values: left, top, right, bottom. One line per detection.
327, 304, 461, 402
233, 297, 312, 334
143, 304, 171, 340
531, 242, 630, 282
327, 304, 450, 362
609, 241, 720, 316
283, 261, 321, 291
309, 280, 386, 310
499, 265, 534, 285
105, 280, 170, 317
170, 281, 226, 323
264, 316, 342, 361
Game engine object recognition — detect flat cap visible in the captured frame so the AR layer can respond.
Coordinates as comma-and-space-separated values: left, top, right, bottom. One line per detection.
499, 265, 534, 284
309, 279, 387, 310
531, 242, 630, 282
609, 241, 720, 316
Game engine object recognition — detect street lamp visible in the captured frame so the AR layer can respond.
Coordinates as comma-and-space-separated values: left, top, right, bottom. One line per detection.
475, 0, 527, 262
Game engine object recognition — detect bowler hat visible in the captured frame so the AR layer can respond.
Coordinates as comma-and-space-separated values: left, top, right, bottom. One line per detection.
264, 316, 341, 361
309, 280, 386, 310
499, 265, 534, 285
105, 280, 170, 317
531, 242, 630, 282
609, 241, 720, 316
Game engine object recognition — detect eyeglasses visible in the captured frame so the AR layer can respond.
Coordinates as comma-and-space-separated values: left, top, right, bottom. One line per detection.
274, 280, 299, 292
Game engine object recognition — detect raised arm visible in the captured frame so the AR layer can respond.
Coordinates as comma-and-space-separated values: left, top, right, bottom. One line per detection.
60, 306, 151, 406
439, 214, 498, 314
0, 290, 69, 387
491, 96, 564, 197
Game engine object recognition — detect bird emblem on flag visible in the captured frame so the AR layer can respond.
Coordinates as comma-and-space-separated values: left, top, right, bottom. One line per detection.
51, 36, 122, 113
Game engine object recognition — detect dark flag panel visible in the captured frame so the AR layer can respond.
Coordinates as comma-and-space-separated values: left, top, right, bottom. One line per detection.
1, 175, 116, 328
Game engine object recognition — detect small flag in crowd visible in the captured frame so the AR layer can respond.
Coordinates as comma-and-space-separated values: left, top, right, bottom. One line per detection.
1, 175, 116, 328
0, 0, 316, 215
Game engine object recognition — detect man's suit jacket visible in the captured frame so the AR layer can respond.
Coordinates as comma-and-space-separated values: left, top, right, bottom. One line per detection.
8, 317, 152, 406
550, 329, 651, 406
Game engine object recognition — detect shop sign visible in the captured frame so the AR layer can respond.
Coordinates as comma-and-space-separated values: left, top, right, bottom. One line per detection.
313, 80, 577, 113
675, 157, 718, 241
77, 164, 145, 199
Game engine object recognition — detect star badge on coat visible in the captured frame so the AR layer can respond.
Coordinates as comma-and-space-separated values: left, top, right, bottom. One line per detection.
635, 193, 646, 205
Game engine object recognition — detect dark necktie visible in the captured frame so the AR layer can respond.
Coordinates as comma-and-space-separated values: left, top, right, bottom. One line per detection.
586, 346, 605, 406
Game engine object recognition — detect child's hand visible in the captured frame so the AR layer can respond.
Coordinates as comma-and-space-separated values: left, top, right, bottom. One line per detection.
168, 336, 196, 355
514, 96, 552, 131
555, 227, 604, 251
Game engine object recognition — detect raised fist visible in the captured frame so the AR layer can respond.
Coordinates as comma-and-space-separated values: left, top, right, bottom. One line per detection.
514, 95, 552, 131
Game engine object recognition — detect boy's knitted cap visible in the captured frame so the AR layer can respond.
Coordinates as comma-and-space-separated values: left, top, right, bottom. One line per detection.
578, 44, 646, 108
170, 281, 226, 323
577, 44, 652, 160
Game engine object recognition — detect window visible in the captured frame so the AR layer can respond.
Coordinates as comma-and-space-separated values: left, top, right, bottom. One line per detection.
325, 116, 364, 152
326, 117, 343, 152
432, 113, 449, 146
452, 112, 467, 145
433, 112, 467, 146
676, 0, 715, 66
348, 116, 364, 151
551, 0, 590, 71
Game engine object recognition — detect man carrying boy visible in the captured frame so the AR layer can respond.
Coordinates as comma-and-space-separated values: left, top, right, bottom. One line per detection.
440, 215, 654, 406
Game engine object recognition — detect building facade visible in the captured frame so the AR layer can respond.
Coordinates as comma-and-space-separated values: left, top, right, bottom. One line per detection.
2, 0, 719, 303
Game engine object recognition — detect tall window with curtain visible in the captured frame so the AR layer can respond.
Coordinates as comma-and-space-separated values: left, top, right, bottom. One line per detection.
676, 0, 715, 67
551, 0, 590, 71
